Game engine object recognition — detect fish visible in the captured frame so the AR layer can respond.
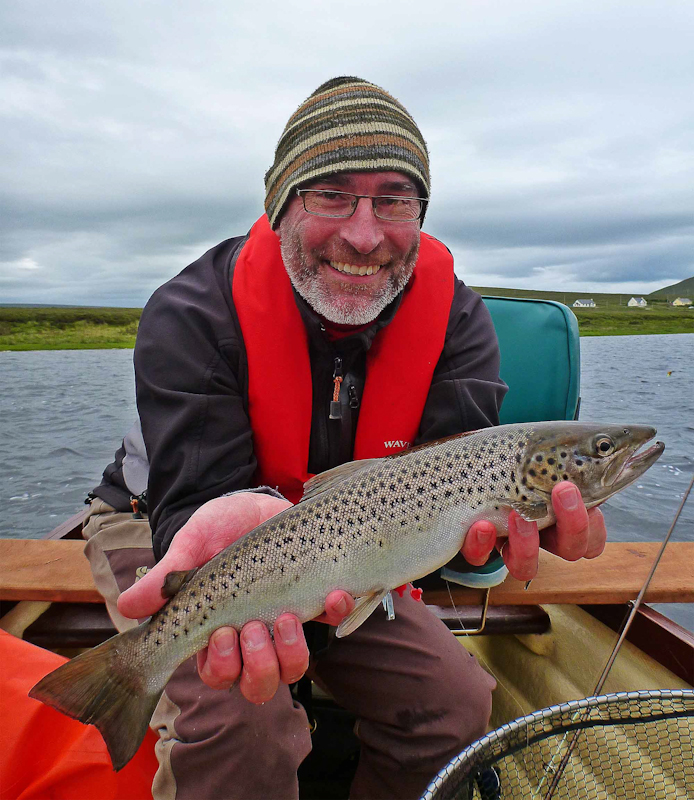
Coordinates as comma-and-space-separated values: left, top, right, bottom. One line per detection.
29, 421, 664, 770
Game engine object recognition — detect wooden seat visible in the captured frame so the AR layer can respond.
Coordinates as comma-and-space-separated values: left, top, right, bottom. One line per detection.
0, 539, 102, 603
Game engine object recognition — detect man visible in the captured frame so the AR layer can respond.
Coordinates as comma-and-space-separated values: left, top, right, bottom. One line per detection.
85, 77, 606, 800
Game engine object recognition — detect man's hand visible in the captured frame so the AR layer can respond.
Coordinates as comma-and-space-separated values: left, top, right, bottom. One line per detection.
461, 481, 607, 581
117, 493, 354, 704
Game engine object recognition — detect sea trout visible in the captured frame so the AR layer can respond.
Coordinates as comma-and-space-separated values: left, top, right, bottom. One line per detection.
30, 421, 664, 769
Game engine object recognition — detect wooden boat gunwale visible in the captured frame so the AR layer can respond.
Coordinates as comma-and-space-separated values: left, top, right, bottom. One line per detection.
1, 510, 692, 687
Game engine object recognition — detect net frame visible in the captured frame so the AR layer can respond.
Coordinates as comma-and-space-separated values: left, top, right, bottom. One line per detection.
421, 689, 694, 800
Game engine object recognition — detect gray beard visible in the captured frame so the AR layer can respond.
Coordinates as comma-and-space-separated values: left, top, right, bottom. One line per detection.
279, 237, 419, 325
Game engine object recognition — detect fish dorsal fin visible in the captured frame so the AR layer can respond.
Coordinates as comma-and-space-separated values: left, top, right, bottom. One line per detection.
161, 568, 198, 599
508, 499, 550, 522
335, 589, 389, 638
301, 458, 382, 502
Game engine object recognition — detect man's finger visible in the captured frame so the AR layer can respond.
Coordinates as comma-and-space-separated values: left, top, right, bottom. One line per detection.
583, 507, 607, 559
273, 614, 310, 685
198, 627, 242, 690
503, 511, 540, 582
117, 551, 193, 620
238, 621, 281, 704
539, 482, 590, 561
314, 590, 354, 627
116, 509, 219, 620
460, 520, 498, 566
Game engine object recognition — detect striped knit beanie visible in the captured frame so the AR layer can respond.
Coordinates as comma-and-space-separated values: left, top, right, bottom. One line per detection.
264, 76, 430, 228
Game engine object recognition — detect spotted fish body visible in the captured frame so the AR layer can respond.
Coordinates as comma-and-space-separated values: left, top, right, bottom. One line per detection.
30, 421, 664, 770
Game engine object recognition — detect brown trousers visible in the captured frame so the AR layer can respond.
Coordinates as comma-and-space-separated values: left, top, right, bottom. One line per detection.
83, 499, 495, 800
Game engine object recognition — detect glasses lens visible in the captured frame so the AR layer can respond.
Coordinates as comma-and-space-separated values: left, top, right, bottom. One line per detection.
373, 197, 422, 221
301, 190, 423, 220
303, 191, 355, 217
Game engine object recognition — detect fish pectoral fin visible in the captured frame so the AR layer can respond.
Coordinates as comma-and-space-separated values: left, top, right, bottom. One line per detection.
508, 500, 550, 521
335, 589, 389, 638
161, 568, 198, 599
301, 458, 383, 502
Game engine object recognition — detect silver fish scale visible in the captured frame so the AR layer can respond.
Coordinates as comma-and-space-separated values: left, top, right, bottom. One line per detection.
136, 424, 536, 670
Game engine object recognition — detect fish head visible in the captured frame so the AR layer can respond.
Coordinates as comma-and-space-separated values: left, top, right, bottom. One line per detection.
518, 422, 665, 509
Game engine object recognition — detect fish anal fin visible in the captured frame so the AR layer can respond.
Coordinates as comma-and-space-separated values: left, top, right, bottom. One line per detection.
335, 589, 389, 638
162, 568, 198, 599
302, 458, 382, 502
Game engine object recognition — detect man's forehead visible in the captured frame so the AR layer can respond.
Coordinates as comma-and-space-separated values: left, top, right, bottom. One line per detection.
304, 171, 418, 193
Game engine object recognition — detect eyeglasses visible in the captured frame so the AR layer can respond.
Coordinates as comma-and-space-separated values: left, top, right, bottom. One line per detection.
296, 189, 427, 221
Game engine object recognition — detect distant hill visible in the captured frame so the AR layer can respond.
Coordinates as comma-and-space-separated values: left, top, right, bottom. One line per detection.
648, 276, 694, 299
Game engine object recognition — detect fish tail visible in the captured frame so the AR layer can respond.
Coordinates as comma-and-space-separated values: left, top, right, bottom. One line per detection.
29, 623, 166, 771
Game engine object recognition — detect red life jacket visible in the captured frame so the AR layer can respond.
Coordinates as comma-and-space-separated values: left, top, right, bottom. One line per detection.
232, 215, 454, 503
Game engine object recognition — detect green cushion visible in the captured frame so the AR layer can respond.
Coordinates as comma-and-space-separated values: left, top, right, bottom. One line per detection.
482, 297, 581, 424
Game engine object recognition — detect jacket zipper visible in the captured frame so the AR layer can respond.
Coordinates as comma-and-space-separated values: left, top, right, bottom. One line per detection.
329, 356, 343, 420
348, 385, 360, 409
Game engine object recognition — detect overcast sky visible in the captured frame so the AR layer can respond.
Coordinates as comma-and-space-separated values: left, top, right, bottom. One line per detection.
2, 0, 693, 306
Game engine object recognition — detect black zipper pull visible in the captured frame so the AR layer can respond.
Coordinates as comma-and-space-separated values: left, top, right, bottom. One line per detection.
348, 385, 360, 409
329, 356, 343, 420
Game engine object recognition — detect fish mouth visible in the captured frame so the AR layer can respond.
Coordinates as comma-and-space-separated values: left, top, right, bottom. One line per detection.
609, 437, 665, 492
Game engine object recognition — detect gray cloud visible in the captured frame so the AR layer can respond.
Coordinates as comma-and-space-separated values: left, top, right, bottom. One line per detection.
1, 0, 693, 305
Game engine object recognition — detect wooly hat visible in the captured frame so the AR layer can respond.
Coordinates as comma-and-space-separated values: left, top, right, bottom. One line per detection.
264, 76, 430, 228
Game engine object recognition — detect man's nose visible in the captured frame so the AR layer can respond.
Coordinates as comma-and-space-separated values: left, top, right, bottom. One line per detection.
338, 197, 384, 254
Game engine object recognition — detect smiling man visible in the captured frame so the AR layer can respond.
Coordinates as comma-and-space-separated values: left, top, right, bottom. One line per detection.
278, 172, 422, 325
84, 77, 607, 800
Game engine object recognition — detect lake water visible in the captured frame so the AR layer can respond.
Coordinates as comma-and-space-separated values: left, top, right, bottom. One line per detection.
1, 335, 692, 630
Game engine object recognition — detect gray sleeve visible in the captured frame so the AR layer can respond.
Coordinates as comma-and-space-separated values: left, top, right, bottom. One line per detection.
121, 419, 149, 497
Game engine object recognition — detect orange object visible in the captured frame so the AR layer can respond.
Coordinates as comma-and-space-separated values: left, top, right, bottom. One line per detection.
0, 628, 157, 800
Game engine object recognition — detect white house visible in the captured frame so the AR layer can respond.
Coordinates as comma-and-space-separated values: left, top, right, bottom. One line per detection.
573, 298, 596, 308
672, 297, 692, 307
628, 297, 647, 307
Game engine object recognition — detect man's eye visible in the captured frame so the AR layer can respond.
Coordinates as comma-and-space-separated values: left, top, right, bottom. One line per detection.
376, 197, 412, 208
317, 192, 343, 201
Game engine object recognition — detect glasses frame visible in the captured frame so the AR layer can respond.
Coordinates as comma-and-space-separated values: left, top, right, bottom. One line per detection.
296, 188, 428, 222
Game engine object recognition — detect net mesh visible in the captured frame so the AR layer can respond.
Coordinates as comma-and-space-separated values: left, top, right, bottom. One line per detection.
422, 690, 694, 800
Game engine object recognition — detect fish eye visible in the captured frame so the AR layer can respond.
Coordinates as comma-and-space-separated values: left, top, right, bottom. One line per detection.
594, 435, 616, 457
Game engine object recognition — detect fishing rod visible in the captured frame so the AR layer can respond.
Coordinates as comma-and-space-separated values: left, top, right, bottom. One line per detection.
539, 472, 694, 800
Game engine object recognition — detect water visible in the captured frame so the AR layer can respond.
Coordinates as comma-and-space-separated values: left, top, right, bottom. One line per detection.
0, 350, 138, 536
578, 335, 693, 632
1, 336, 692, 631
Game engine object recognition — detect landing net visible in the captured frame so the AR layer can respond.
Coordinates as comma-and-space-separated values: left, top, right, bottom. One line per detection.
421, 689, 694, 800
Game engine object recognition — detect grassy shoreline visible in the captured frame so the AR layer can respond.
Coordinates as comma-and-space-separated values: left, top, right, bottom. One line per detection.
1, 300, 692, 350
0, 308, 141, 351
